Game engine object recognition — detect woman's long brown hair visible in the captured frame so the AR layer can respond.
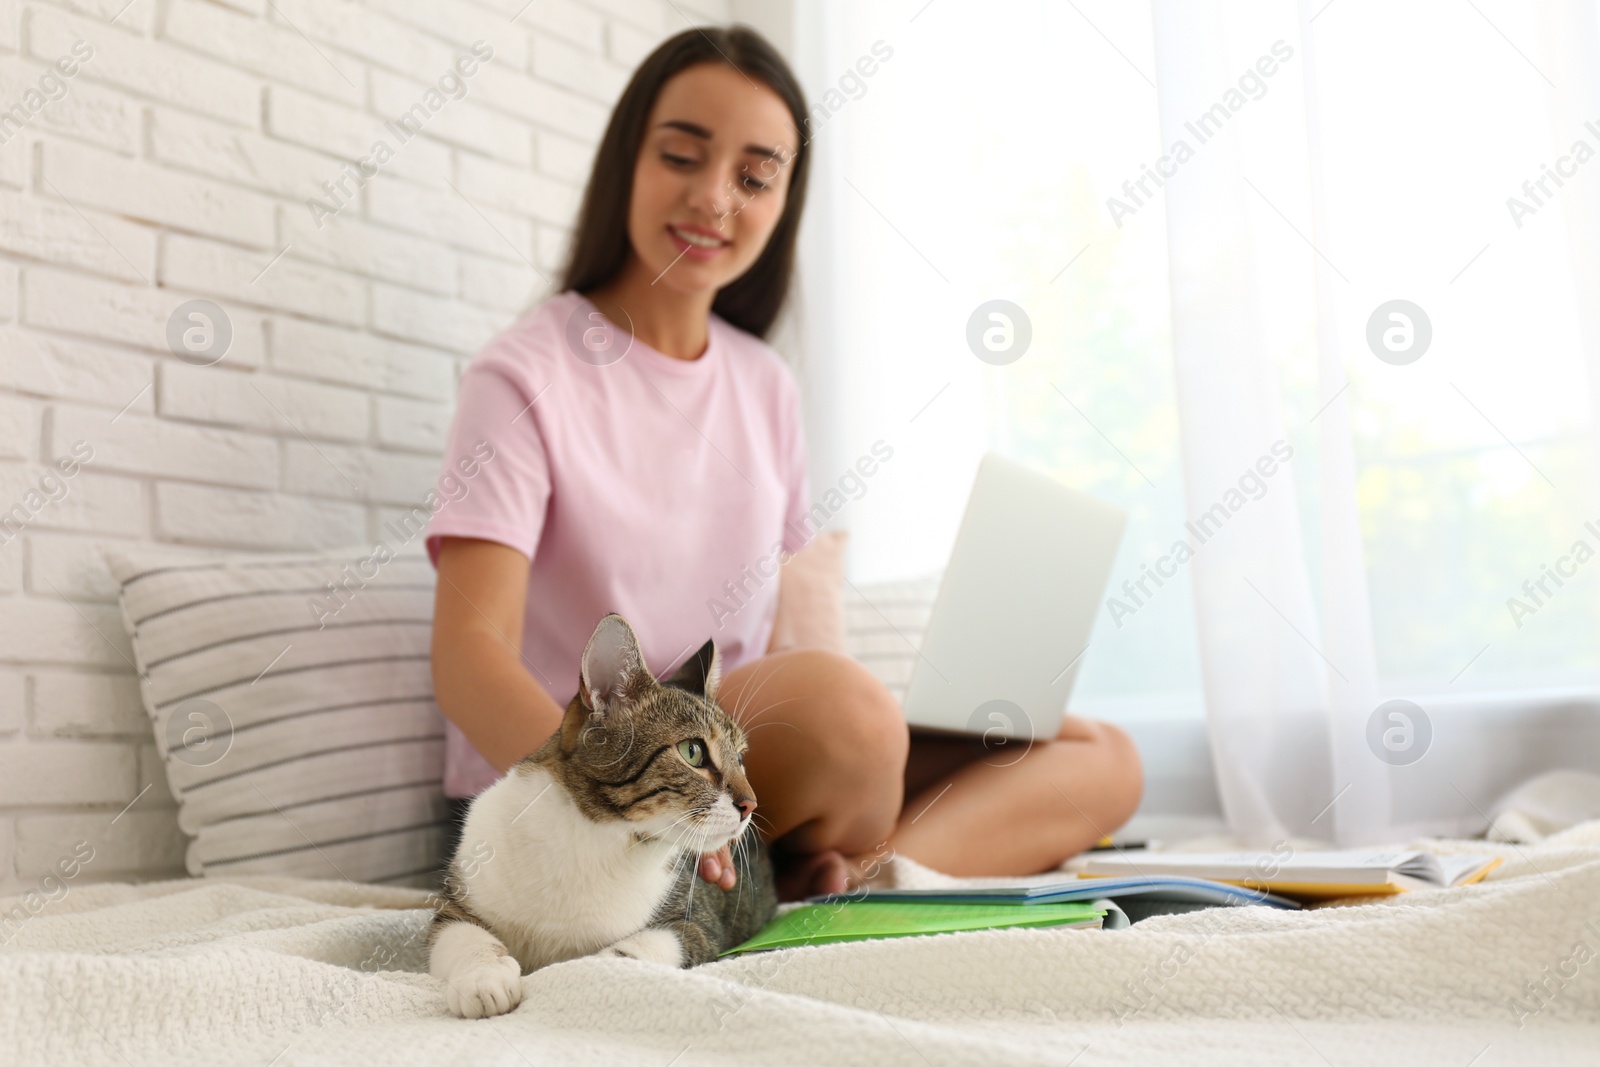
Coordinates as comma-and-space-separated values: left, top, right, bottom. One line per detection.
559, 26, 811, 340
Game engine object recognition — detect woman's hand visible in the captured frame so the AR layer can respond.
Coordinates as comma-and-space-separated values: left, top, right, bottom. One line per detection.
697, 846, 737, 890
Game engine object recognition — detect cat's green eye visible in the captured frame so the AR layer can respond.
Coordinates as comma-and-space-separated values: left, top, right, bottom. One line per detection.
677, 739, 707, 768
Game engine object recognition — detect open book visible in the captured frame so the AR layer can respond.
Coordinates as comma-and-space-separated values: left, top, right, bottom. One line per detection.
720, 899, 1108, 956
1079, 849, 1503, 899
813, 874, 1300, 911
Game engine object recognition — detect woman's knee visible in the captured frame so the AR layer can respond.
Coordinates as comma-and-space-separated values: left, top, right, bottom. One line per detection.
787, 649, 908, 847
804, 650, 909, 776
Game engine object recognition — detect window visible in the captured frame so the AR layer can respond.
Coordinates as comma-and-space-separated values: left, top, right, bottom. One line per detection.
802, 0, 1600, 725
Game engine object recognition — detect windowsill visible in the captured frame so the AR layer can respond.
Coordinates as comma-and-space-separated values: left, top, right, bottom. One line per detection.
1387, 683, 1600, 713
1075, 683, 1600, 722
1102, 684, 1600, 832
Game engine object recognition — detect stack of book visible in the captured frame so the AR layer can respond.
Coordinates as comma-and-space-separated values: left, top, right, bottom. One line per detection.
720, 848, 1501, 957
1076, 848, 1503, 899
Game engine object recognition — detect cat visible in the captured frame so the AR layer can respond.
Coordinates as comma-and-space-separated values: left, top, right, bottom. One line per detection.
427, 612, 778, 1019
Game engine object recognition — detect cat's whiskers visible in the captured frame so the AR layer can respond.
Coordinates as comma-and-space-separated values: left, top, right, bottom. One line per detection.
724, 663, 769, 725
664, 822, 700, 873
661, 819, 708, 921
746, 813, 777, 855
729, 822, 757, 912
727, 659, 792, 730
649, 806, 711, 849
661, 837, 700, 921
684, 815, 722, 920
732, 694, 803, 737
668, 812, 713, 870
740, 720, 803, 737
678, 831, 697, 921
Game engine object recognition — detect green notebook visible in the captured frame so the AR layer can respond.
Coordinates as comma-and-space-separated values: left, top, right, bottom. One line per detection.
719, 899, 1105, 956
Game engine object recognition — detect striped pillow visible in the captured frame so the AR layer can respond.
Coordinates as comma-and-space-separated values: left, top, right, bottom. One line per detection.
104, 544, 448, 889
843, 571, 944, 702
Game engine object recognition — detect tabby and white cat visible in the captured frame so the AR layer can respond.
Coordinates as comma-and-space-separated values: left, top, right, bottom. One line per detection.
428, 612, 778, 1019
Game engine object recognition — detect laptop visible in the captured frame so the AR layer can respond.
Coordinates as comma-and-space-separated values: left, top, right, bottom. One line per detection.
900, 452, 1127, 744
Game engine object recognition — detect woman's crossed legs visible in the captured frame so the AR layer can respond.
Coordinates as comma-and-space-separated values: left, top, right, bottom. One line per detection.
712, 648, 1144, 898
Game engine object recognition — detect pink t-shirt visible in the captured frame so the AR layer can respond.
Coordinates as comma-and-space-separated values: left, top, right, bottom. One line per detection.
424, 289, 814, 798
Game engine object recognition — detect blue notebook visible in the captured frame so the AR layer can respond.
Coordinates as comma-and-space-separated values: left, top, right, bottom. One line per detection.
811, 874, 1301, 911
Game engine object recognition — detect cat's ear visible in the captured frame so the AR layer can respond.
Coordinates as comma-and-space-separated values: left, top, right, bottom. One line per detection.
663, 637, 721, 702
577, 613, 653, 720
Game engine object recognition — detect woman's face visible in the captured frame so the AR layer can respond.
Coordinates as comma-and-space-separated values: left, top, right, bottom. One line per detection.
626, 62, 799, 297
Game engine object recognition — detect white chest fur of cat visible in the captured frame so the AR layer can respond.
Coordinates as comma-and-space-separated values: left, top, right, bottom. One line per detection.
427, 613, 771, 1020
453, 763, 685, 964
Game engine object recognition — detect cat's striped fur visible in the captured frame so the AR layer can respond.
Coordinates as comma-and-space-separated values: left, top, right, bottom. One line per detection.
427, 613, 777, 1018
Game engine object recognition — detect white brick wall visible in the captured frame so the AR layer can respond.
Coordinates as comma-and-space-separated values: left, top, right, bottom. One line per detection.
0, 0, 739, 893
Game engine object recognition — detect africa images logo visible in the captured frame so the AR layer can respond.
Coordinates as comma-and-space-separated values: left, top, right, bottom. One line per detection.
305, 42, 494, 228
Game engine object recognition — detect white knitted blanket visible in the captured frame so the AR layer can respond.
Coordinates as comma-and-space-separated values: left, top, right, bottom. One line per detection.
5, 822, 1600, 1066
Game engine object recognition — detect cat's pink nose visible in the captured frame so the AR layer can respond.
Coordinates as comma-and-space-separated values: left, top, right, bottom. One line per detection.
735, 797, 757, 820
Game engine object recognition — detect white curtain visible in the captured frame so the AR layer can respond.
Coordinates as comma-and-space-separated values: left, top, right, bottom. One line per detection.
1149, 0, 1600, 845
1150, 0, 1364, 847
793, 0, 1600, 847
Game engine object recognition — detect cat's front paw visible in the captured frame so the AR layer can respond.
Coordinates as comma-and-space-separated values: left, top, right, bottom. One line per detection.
593, 927, 685, 967
443, 954, 524, 1019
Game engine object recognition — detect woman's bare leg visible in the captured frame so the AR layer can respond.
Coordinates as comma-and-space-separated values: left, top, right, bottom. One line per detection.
717, 648, 1144, 890
891, 714, 1144, 877
717, 649, 909, 857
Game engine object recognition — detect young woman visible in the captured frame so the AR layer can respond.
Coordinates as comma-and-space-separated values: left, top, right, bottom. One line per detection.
425, 26, 1142, 899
